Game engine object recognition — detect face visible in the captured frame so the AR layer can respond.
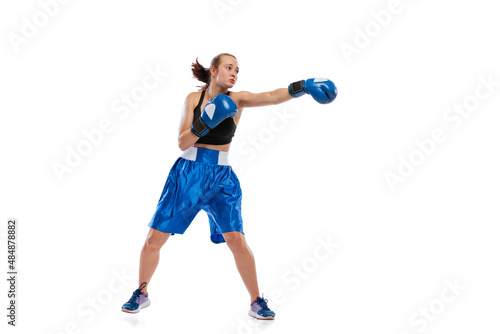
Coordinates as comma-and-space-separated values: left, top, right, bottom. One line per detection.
212, 56, 239, 88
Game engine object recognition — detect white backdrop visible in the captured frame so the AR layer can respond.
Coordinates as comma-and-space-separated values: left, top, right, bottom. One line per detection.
1, 0, 499, 333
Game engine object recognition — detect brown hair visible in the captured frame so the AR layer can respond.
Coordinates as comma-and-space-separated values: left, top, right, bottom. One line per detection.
191, 53, 237, 91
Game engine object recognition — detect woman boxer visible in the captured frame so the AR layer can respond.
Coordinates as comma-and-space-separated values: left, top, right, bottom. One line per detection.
121, 53, 337, 320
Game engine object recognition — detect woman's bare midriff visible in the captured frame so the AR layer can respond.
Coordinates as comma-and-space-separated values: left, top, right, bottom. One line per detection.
194, 142, 231, 152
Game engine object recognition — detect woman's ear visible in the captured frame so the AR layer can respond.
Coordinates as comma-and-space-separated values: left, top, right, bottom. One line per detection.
210, 66, 217, 78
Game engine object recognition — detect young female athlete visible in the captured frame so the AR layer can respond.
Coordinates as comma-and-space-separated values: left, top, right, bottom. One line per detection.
121, 53, 337, 320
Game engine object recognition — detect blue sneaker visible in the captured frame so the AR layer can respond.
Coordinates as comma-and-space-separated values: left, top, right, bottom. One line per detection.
122, 282, 150, 313
248, 294, 275, 320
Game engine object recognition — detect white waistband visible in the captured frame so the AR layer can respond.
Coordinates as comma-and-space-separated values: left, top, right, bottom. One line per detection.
180, 147, 229, 166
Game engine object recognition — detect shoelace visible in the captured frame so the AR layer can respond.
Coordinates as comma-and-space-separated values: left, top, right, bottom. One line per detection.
258, 294, 271, 311
127, 282, 147, 304
127, 290, 142, 304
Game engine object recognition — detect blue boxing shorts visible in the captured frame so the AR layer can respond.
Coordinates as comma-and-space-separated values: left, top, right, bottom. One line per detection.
148, 147, 243, 244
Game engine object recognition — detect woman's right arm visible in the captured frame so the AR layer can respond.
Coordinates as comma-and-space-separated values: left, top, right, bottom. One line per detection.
177, 93, 200, 151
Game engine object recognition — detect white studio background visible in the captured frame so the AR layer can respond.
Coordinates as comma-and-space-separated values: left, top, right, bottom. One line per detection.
1, 0, 499, 333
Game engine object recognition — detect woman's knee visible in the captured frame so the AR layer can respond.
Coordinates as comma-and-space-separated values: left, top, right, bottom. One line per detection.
144, 228, 170, 252
224, 232, 247, 250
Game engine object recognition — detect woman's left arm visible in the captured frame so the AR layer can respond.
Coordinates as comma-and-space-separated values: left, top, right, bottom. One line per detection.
235, 78, 337, 108
235, 88, 293, 108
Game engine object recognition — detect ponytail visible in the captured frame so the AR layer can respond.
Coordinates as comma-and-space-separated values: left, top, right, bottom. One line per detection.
191, 57, 210, 91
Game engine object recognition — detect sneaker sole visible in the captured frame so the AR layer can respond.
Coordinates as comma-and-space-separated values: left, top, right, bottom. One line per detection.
122, 299, 151, 314
248, 310, 275, 320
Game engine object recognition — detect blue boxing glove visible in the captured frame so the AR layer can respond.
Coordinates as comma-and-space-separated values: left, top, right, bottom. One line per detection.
191, 94, 238, 137
288, 78, 337, 104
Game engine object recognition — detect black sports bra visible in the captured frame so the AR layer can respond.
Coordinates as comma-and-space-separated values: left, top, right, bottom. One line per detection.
193, 90, 237, 145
